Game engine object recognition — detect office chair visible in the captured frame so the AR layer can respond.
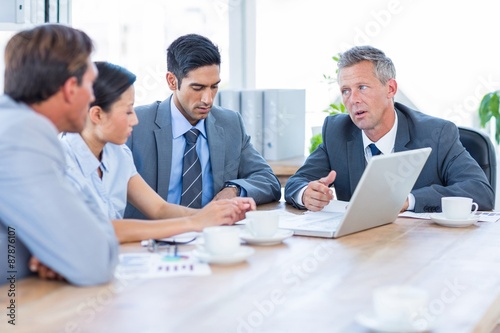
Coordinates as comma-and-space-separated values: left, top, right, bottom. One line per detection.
458, 126, 497, 193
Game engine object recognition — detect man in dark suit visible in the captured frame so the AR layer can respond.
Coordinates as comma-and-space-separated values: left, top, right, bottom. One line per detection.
285, 45, 494, 213
125, 34, 280, 218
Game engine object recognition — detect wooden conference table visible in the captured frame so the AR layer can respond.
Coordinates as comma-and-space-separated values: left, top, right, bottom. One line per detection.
1, 201, 500, 333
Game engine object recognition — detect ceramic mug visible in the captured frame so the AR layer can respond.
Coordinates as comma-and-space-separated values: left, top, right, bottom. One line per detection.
202, 226, 240, 256
373, 285, 429, 330
441, 197, 478, 220
245, 210, 279, 238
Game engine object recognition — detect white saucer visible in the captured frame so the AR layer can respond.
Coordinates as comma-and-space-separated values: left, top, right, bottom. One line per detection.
240, 229, 294, 246
192, 246, 254, 265
430, 213, 479, 227
355, 311, 432, 333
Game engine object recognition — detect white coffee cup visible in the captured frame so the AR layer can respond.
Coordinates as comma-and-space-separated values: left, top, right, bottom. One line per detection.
245, 210, 279, 238
441, 196, 478, 220
202, 226, 240, 256
373, 285, 429, 330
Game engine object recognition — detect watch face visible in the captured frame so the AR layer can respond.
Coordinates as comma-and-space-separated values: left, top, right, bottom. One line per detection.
225, 184, 240, 195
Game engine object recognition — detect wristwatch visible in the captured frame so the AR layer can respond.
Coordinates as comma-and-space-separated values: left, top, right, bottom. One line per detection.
224, 183, 241, 196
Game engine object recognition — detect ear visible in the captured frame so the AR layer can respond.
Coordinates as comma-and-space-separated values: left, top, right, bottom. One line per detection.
166, 72, 178, 91
88, 105, 104, 124
387, 78, 398, 99
61, 77, 79, 103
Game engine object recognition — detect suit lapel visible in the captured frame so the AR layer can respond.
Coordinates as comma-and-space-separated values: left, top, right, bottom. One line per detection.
393, 108, 410, 152
347, 128, 365, 194
206, 113, 225, 191
154, 98, 173, 198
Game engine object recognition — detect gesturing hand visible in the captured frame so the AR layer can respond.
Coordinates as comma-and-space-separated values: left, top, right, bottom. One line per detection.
302, 170, 336, 212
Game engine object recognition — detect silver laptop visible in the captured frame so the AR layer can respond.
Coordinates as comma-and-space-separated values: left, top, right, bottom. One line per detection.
280, 147, 432, 238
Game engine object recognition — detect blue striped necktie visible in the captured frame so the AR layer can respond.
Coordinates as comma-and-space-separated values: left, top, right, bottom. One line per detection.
180, 128, 202, 208
369, 143, 382, 157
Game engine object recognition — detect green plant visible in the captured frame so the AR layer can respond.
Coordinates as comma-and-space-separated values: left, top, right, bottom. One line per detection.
309, 102, 346, 153
309, 54, 347, 153
478, 91, 500, 144
323, 101, 346, 115
309, 131, 324, 154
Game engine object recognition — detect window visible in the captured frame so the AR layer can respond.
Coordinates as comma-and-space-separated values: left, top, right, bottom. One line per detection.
253, 0, 500, 137
2, 0, 500, 139
71, 0, 230, 106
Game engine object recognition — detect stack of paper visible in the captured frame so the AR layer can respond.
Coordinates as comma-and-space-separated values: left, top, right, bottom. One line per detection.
115, 252, 211, 279
399, 211, 500, 223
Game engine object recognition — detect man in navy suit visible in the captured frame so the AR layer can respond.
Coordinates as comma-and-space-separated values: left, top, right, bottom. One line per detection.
285, 46, 494, 213
125, 34, 280, 218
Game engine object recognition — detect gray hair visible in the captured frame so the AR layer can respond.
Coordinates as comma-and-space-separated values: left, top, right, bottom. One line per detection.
337, 46, 396, 84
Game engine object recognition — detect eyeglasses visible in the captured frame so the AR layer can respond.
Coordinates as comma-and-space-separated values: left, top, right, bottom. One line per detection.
146, 237, 197, 257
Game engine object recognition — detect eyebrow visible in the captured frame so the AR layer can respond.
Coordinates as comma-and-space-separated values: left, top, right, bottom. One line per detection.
189, 80, 221, 88
340, 81, 369, 88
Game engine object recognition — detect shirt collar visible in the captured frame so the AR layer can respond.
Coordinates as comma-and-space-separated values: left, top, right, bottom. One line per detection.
170, 98, 207, 139
63, 133, 109, 176
362, 111, 398, 155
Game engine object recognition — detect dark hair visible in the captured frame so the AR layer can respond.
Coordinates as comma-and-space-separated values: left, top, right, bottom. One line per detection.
91, 62, 136, 112
166, 34, 221, 88
337, 46, 396, 84
4, 24, 93, 104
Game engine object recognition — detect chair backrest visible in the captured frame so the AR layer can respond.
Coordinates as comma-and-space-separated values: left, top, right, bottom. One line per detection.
458, 126, 497, 192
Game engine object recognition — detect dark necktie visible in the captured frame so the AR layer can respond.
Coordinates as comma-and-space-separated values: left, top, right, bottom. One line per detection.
369, 143, 382, 157
180, 128, 202, 208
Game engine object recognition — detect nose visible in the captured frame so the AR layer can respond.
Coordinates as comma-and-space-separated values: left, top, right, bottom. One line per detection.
347, 89, 362, 105
130, 111, 139, 127
201, 90, 213, 105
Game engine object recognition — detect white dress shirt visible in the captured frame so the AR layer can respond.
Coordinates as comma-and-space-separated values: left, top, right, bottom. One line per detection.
295, 111, 415, 210
60, 133, 138, 219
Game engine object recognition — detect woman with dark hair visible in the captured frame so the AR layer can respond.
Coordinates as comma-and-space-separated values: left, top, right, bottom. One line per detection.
60, 62, 255, 243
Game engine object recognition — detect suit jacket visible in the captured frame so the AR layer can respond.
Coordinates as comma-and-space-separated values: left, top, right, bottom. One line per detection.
125, 96, 281, 218
285, 103, 494, 212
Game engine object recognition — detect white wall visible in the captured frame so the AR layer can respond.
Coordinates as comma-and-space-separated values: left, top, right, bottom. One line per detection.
253, 0, 500, 144
2, 0, 500, 143
71, 0, 230, 107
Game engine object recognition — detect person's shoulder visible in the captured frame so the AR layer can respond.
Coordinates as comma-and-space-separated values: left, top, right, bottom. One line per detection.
132, 100, 167, 130
0, 98, 53, 130
0, 102, 58, 145
328, 112, 351, 121
396, 102, 451, 128
135, 100, 162, 114
323, 114, 358, 140
324, 112, 353, 128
